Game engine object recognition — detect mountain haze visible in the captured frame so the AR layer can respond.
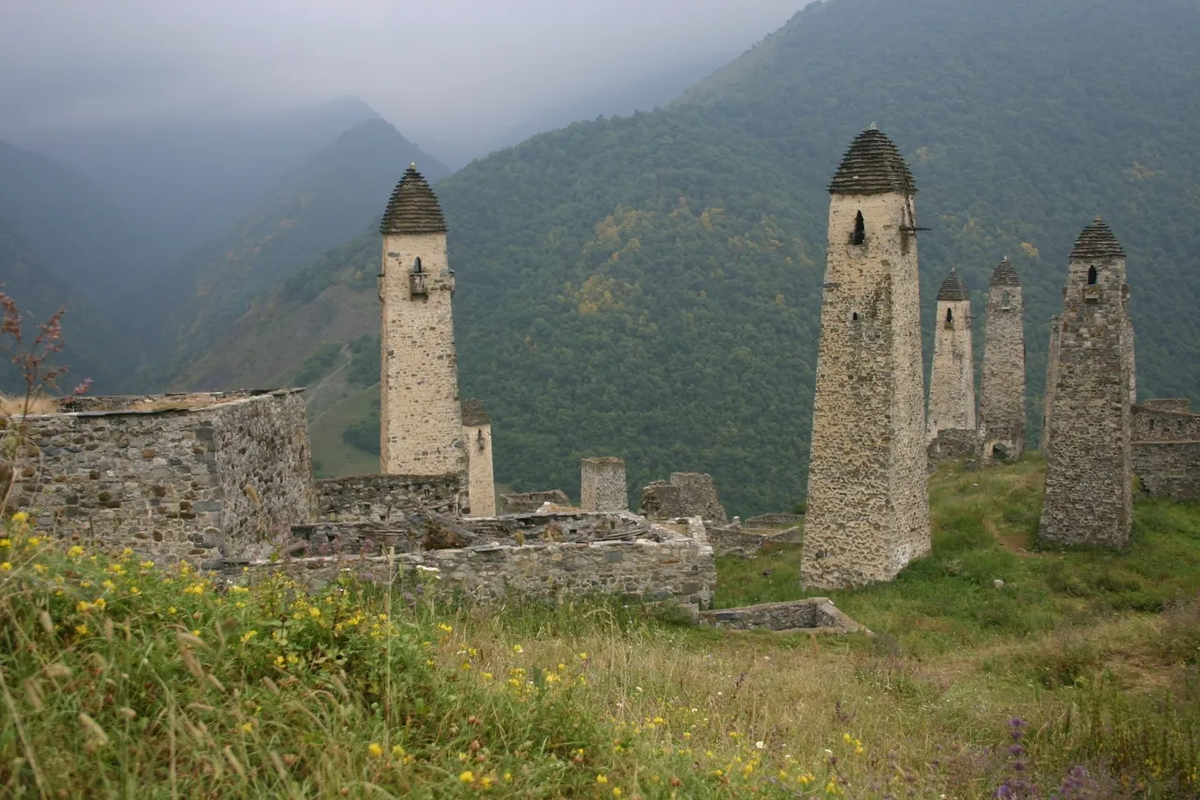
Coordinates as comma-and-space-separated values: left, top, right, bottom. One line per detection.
182, 0, 1200, 515
133, 118, 450, 381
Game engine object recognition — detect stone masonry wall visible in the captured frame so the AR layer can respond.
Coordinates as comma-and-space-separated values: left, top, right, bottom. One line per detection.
227, 537, 716, 612
462, 421, 496, 516
699, 598, 867, 634
380, 230, 465, 476
1132, 442, 1200, 501
1039, 238, 1133, 548
927, 428, 981, 468
637, 482, 682, 519
802, 190, 931, 590
670, 473, 728, 523
1042, 316, 1061, 455
979, 274, 1026, 462
1131, 402, 1200, 442
580, 457, 627, 512
500, 490, 572, 513
7, 390, 312, 563
927, 297, 976, 441
314, 473, 464, 522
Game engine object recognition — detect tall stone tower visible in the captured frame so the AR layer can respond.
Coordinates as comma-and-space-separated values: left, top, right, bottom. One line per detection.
378, 164, 465, 476
461, 399, 496, 516
979, 258, 1026, 462
927, 268, 976, 442
801, 128, 932, 590
1039, 217, 1133, 549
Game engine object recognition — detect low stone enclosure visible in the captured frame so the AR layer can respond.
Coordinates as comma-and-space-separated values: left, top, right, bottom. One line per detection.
701, 598, 869, 635
5, 390, 864, 635
1131, 399, 1200, 501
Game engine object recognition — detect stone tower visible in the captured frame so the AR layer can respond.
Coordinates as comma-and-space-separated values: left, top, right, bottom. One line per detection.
378, 164, 464, 476
461, 399, 496, 516
801, 128, 932, 590
979, 258, 1026, 462
1039, 217, 1133, 549
927, 268, 976, 442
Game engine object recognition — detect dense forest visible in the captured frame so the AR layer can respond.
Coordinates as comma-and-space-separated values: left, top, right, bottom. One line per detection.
180, 0, 1200, 515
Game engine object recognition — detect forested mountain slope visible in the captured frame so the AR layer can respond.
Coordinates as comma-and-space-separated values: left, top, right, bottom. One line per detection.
134, 119, 450, 380
183, 0, 1200, 515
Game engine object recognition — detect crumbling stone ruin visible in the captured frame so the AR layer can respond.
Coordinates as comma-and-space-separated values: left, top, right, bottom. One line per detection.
580, 457, 628, 512
378, 164, 465, 478
4, 390, 313, 564
1131, 399, 1200, 500
1039, 218, 1134, 549
461, 399, 496, 516
979, 258, 1026, 463
801, 127, 932, 589
637, 472, 728, 523
927, 267, 977, 459
500, 490, 572, 514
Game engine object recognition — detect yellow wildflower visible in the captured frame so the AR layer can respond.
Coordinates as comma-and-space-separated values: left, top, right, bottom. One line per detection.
242, 722, 254, 734
459, 771, 474, 783
368, 742, 384, 758
75, 624, 88, 635
512, 644, 524, 654
392, 745, 405, 758
0, 539, 11, 548
0, 562, 10, 572
613, 790, 622, 798
597, 775, 608, 784
102, 579, 116, 590
11, 512, 28, 524
33, 563, 46, 574
129, 586, 141, 595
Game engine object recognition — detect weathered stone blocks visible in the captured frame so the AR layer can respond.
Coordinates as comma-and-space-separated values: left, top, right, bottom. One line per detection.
927, 268, 976, 447
979, 258, 1027, 463
580, 457, 627, 512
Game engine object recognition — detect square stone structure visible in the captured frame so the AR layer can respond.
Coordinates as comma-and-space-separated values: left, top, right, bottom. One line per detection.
979, 258, 1027, 463
1039, 218, 1134, 549
6, 390, 313, 563
927, 267, 977, 444
1130, 399, 1200, 501
460, 399, 496, 516
801, 127, 932, 590
580, 457, 627, 512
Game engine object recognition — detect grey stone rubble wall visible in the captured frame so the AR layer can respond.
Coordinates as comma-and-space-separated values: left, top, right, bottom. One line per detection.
500, 490, 571, 514
670, 473, 728, 523
1141, 398, 1192, 414
314, 473, 463, 522
637, 482, 682, 519
927, 428, 981, 469
288, 511, 679, 558
743, 513, 804, 528
1039, 249, 1133, 549
707, 524, 801, 559
7, 390, 311, 564
1131, 403, 1200, 443
1042, 316, 1061, 455
221, 537, 716, 613
699, 599, 867, 634
979, 279, 1027, 462
1132, 442, 1200, 501
580, 458, 627, 512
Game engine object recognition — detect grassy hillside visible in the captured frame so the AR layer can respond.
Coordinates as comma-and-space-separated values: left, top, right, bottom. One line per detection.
2, 459, 1198, 797
132, 119, 451, 379
183, 0, 1200, 516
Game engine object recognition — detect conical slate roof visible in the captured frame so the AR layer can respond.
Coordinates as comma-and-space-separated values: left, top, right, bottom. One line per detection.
829, 127, 917, 196
380, 164, 447, 235
461, 398, 490, 426
1069, 216, 1125, 261
936, 268, 969, 302
989, 257, 1021, 287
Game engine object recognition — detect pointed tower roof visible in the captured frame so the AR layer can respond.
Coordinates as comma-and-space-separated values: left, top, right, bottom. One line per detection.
829, 127, 917, 196
380, 163, 447, 235
1069, 216, 1125, 261
936, 268, 969, 301
989, 257, 1020, 287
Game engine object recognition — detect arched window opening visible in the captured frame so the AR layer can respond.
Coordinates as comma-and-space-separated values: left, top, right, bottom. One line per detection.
851, 211, 865, 246
1087, 266, 1097, 285
945, 308, 954, 324
413, 256, 423, 274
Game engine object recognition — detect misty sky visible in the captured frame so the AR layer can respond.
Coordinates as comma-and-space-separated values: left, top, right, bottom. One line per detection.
0, 1, 802, 158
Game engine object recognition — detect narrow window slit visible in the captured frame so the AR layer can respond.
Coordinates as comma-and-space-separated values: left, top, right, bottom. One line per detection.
851, 211, 865, 246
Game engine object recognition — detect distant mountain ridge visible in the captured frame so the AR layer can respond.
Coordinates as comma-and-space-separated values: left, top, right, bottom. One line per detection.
133, 117, 451, 383
165, 0, 1200, 515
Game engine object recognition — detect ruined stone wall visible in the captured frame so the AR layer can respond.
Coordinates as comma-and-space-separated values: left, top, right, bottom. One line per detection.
228, 538, 716, 612
314, 473, 463, 522
462, 421, 495, 516
500, 490, 571, 513
699, 599, 866, 634
927, 297, 976, 440
1039, 248, 1132, 549
1041, 316, 1061, 455
8, 391, 311, 563
802, 191, 931, 590
379, 230, 464, 476
1132, 442, 1200, 500
927, 428, 981, 468
670, 473, 728, 523
980, 281, 1026, 462
580, 457, 627, 512
1131, 403, 1200, 442
637, 482, 682, 519
707, 525, 801, 559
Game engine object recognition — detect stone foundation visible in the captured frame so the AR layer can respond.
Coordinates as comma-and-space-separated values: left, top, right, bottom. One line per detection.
700, 598, 867, 634
927, 428, 980, 469
4, 390, 312, 564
